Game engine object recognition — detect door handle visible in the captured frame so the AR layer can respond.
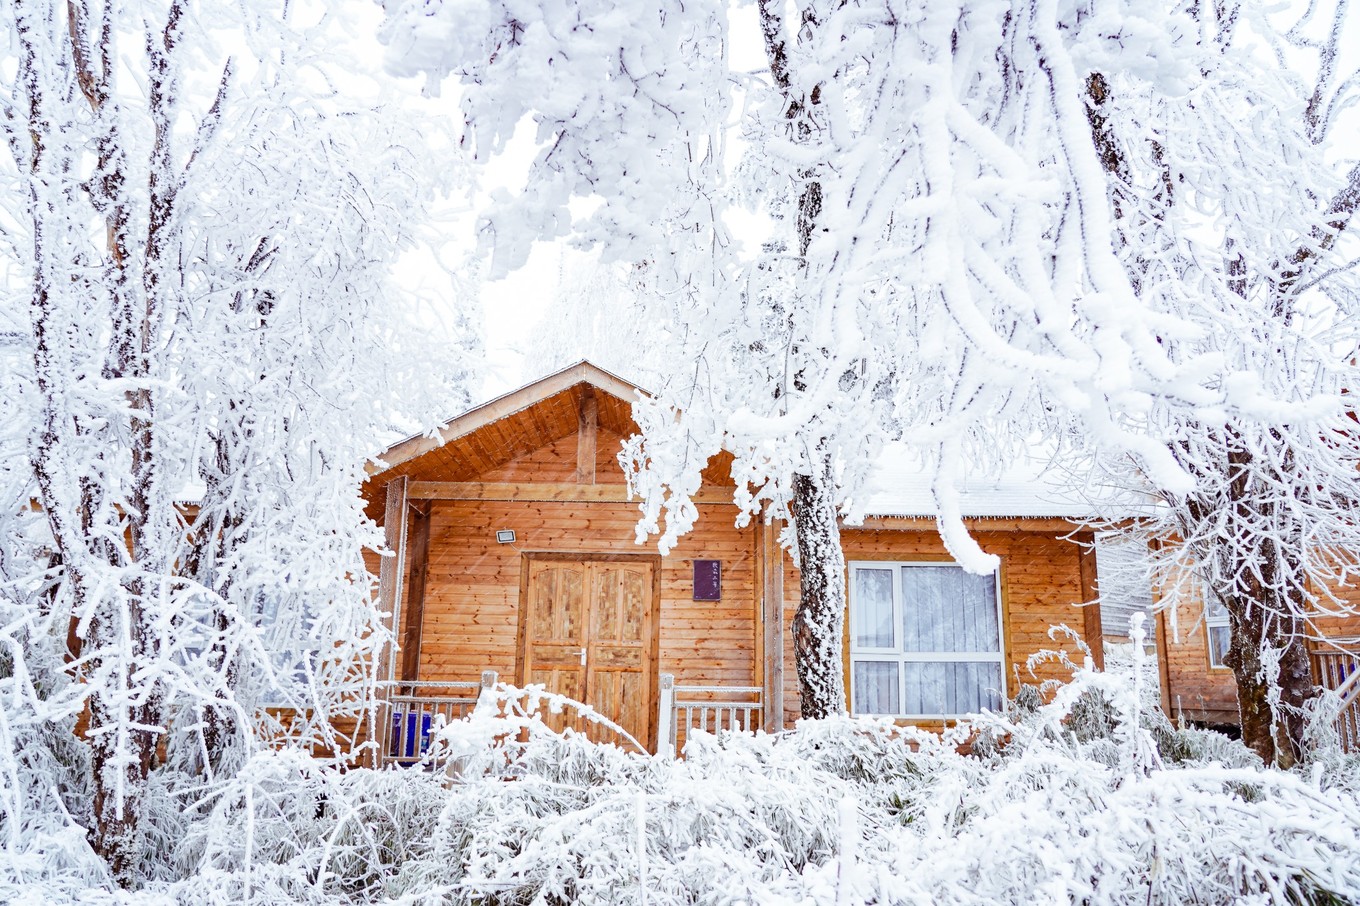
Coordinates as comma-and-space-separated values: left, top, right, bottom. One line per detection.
579, 648, 587, 666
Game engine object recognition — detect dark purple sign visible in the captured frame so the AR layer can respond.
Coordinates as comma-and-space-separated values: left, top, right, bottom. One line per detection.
693, 559, 721, 601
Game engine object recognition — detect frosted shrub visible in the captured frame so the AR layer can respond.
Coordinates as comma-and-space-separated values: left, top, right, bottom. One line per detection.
172, 749, 446, 904
6, 656, 1360, 903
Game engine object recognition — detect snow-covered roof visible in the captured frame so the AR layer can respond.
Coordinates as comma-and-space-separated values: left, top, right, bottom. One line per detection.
855, 444, 1145, 521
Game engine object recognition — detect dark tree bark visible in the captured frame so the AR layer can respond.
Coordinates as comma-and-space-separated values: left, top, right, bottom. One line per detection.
756, 0, 849, 718
789, 462, 848, 719
1186, 436, 1318, 767
16, 0, 198, 880
1083, 69, 1360, 766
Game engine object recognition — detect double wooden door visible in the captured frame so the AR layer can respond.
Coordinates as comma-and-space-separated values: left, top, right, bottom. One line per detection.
518, 555, 660, 751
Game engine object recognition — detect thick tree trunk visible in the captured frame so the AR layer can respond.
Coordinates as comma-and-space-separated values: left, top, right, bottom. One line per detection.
758, 0, 845, 719
1193, 437, 1318, 767
1220, 591, 1313, 766
86, 633, 162, 881
788, 463, 847, 719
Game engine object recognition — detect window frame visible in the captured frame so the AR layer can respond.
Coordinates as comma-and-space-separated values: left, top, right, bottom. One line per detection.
1204, 595, 1232, 670
848, 560, 1007, 720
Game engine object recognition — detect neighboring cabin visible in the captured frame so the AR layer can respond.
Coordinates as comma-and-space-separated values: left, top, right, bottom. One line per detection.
1157, 574, 1360, 729
360, 361, 1130, 756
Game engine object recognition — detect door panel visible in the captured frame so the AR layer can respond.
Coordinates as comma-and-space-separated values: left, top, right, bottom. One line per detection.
529, 563, 585, 642
520, 557, 658, 751
587, 563, 655, 749
523, 562, 588, 735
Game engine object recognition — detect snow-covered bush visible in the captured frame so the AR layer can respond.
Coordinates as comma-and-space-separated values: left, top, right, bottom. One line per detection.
5, 646, 1360, 904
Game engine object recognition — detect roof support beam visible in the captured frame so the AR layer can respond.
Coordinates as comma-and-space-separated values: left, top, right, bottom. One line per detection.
575, 386, 597, 484
1076, 532, 1104, 670
401, 501, 432, 684
848, 516, 1088, 533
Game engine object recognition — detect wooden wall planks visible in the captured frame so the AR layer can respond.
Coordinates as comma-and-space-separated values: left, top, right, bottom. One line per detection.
410, 498, 759, 690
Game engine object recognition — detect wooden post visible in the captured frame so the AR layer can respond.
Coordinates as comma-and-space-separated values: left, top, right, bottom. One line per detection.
575, 386, 598, 484
401, 501, 432, 686
752, 517, 766, 731
1076, 533, 1104, 671
759, 519, 785, 732
1149, 537, 1175, 721
658, 673, 675, 758
374, 475, 409, 767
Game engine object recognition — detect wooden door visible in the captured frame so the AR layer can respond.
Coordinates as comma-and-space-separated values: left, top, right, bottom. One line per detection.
522, 561, 589, 736
520, 556, 659, 751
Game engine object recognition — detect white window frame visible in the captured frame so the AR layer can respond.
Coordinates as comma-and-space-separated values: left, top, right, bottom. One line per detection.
1204, 595, 1231, 670
848, 560, 1007, 719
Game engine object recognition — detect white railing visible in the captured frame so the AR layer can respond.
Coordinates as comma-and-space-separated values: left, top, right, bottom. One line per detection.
382, 671, 765, 763
382, 671, 497, 765
1313, 648, 1360, 751
657, 673, 764, 759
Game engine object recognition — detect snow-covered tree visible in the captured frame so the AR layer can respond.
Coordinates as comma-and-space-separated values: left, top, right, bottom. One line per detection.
1086, 2, 1360, 765
379, 0, 1208, 717
1, 0, 474, 880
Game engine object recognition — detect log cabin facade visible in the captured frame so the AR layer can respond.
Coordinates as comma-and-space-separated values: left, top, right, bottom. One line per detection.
361, 362, 1115, 756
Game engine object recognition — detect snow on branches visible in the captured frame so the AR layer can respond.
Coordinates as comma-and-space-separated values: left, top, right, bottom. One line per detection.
1084, 1, 1360, 763
1, 0, 475, 878
378, 0, 1205, 564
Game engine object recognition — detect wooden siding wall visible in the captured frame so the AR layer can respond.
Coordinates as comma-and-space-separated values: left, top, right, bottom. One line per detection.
778, 528, 1095, 727
1313, 582, 1360, 640
386, 425, 761, 699
1157, 588, 1237, 725
410, 499, 758, 688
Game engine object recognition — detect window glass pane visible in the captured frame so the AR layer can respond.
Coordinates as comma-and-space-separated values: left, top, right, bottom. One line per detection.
1208, 625, 1231, 667
901, 566, 998, 653
853, 661, 900, 715
1205, 595, 1228, 620
903, 661, 1003, 715
852, 568, 895, 648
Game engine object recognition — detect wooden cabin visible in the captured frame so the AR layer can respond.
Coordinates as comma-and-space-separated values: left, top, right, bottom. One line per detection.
360, 361, 1123, 758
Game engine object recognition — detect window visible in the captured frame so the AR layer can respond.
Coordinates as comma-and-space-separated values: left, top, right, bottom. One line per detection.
849, 562, 1005, 718
256, 593, 322, 706
1205, 595, 1231, 669
1094, 533, 1154, 640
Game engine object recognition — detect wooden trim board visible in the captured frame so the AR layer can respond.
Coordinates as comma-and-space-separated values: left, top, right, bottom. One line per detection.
406, 480, 735, 504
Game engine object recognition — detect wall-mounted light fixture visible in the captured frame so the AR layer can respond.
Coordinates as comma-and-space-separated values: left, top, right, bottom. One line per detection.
495, 529, 516, 544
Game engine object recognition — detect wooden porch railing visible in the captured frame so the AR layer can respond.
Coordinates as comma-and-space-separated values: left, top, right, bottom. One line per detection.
381, 671, 766, 764
1311, 646, 1360, 751
382, 671, 497, 765
657, 673, 764, 759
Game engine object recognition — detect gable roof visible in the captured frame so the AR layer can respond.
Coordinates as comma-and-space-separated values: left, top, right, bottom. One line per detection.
369, 360, 1135, 522
368, 360, 643, 478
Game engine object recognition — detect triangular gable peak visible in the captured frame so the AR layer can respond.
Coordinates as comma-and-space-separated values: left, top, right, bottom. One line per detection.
368, 360, 645, 485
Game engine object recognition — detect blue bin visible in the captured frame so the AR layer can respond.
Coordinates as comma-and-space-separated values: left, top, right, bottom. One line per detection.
390, 712, 432, 760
